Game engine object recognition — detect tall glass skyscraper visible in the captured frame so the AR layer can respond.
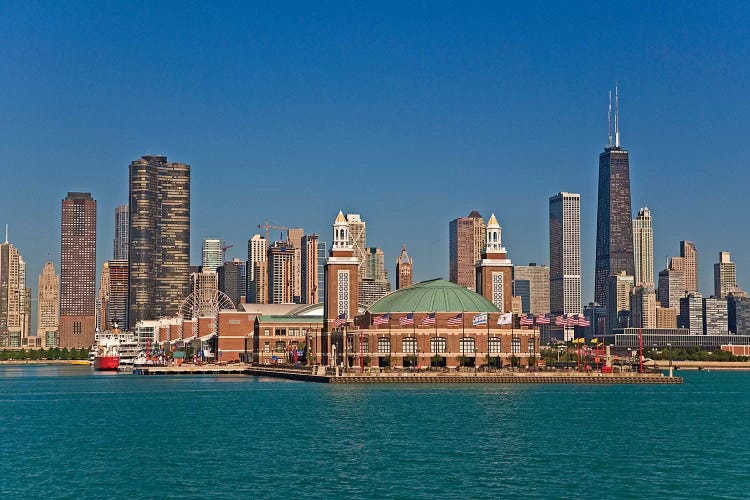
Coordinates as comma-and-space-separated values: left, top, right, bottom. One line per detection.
128, 155, 190, 328
595, 89, 635, 305
549, 192, 581, 321
113, 203, 129, 261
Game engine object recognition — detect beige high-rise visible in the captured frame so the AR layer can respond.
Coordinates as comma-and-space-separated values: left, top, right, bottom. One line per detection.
287, 228, 304, 301
632, 207, 654, 286
37, 262, 59, 337
714, 251, 737, 299
346, 214, 367, 279
0, 238, 22, 347
449, 211, 486, 290
631, 285, 657, 328
680, 241, 698, 293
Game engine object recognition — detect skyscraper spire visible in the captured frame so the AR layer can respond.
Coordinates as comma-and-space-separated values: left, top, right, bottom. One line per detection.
608, 91, 613, 148
4, 224, 7, 244
614, 82, 620, 148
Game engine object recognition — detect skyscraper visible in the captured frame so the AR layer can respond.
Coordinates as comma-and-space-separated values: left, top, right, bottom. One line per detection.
301, 234, 320, 304
630, 285, 657, 329
549, 192, 581, 321
513, 263, 550, 315
268, 241, 295, 304
246, 234, 267, 303
714, 251, 737, 298
632, 207, 654, 286
680, 241, 698, 293
364, 247, 387, 283
595, 88, 635, 305
287, 228, 304, 303
449, 211, 486, 290
218, 259, 246, 307
0, 233, 22, 347
202, 238, 224, 272
113, 203, 129, 261
37, 262, 59, 340
606, 272, 634, 334
59, 192, 97, 348
346, 214, 367, 278
396, 245, 413, 290
128, 155, 190, 328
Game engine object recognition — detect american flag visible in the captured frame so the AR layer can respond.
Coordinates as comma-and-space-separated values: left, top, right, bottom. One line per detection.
373, 313, 390, 326
447, 313, 463, 326
536, 314, 550, 325
399, 313, 414, 326
520, 314, 534, 326
333, 313, 347, 327
420, 312, 436, 326
578, 317, 591, 327
555, 315, 565, 326
567, 315, 579, 327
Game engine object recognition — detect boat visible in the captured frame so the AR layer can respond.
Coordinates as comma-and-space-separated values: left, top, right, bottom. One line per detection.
93, 320, 124, 371
71, 360, 90, 366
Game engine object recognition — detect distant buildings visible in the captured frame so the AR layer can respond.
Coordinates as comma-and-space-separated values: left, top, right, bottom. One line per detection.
300, 234, 320, 304
346, 214, 367, 278
714, 251, 737, 298
202, 239, 223, 273
0, 234, 27, 347
37, 262, 59, 344
113, 203, 129, 261
128, 155, 190, 328
287, 228, 304, 303
513, 263, 550, 315
657, 268, 685, 310
606, 272, 634, 335
632, 207, 653, 286
668, 241, 698, 295
218, 259, 245, 307
268, 241, 295, 304
631, 284, 657, 329
246, 234, 267, 303
678, 293, 703, 336
60, 192, 97, 348
449, 211, 486, 290
97, 260, 128, 331
360, 248, 390, 306
703, 296, 728, 335
594, 91, 635, 305
396, 245, 413, 290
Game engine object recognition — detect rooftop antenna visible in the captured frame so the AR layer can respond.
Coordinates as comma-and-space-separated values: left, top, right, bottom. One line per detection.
614, 82, 620, 148
4, 224, 7, 244
607, 90, 613, 147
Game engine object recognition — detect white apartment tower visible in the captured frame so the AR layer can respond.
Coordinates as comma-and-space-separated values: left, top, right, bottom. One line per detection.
346, 214, 367, 278
549, 192, 582, 319
633, 207, 654, 286
201, 239, 224, 273
714, 251, 737, 299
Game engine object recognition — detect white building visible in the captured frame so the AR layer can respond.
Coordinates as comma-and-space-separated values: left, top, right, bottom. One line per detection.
633, 207, 654, 286
202, 239, 224, 273
549, 192, 581, 340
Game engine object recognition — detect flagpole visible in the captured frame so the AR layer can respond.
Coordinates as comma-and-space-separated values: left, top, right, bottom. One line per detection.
487, 312, 491, 370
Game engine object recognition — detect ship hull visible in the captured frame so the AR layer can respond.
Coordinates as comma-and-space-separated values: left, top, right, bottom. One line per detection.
94, 356, 120, 371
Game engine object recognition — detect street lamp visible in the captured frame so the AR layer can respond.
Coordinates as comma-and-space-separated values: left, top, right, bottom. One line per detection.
667, 343, 672, 377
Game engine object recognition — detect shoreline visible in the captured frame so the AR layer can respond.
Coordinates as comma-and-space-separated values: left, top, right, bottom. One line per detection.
0, 360, 88, 365
648, 360, 750, 371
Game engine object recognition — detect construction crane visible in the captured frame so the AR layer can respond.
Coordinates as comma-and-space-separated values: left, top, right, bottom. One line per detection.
258, 221, 289, 241
221, 244, 234, 262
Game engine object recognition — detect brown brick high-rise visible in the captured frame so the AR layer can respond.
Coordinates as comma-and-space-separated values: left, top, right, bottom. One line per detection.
60, 192, 97, 348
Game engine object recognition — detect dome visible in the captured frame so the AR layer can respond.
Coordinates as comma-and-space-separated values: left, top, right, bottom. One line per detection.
366, 278, 499, 314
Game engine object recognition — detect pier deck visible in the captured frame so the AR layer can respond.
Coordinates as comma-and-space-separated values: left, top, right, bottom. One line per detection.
134, 364, 682, 384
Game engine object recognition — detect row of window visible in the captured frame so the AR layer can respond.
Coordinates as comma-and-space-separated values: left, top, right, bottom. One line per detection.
349, 337, 536, 354
262, 327, 311, 336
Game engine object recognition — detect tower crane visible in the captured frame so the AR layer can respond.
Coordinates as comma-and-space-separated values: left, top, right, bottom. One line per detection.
221, 244, 234, 262
258, 221, 289, 242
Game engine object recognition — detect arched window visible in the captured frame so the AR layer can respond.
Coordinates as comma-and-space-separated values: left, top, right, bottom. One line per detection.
430, 337, 446, 353
488, 337, 502, 354
511, 337, 521, 354
274, 341, 286, 353
377, 337, 391, 353
459, 337, 475, 354
402, 337, 417, 354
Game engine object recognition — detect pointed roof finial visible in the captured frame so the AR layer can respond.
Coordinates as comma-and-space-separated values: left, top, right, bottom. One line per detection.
334, 211, 346, 224
487, 213, 499, 227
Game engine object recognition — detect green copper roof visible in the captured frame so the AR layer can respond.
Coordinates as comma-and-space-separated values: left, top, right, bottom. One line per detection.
366, 279, 499, 314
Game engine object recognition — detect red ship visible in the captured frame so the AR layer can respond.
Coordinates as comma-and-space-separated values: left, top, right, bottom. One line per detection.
93, 319, 122, 371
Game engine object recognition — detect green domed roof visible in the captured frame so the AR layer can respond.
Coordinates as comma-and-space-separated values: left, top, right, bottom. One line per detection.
367, 279, 499, 314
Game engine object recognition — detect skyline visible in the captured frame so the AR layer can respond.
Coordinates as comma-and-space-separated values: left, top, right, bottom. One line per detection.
1, 2, 749, 305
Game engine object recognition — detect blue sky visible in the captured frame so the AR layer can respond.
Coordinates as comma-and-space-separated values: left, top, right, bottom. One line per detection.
1, 1, 749, 305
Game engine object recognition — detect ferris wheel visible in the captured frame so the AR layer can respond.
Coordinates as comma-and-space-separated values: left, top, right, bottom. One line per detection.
176, 289, 236, 342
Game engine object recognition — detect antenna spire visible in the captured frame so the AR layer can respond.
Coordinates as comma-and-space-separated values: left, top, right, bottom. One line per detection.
4, 224, 7, 244
608, 90, 613, 147
614, 82, 620, 148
